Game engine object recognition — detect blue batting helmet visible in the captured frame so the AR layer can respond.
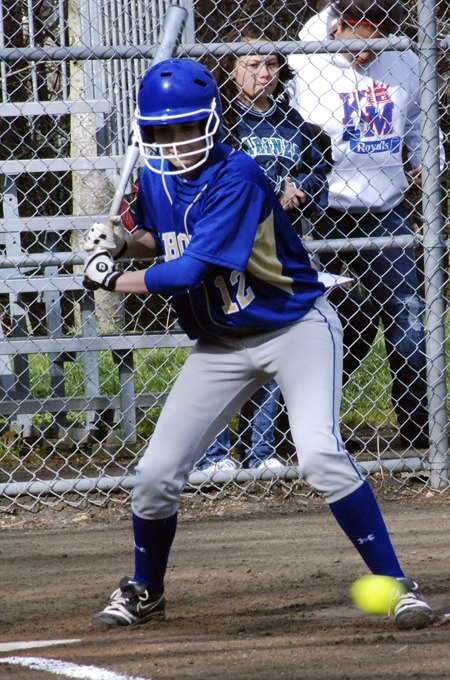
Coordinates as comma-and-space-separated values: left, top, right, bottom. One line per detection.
134, 59, 222, 175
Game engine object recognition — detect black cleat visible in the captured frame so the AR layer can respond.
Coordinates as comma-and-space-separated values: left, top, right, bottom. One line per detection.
394, 577, 434, 630
92, 576, 165, 628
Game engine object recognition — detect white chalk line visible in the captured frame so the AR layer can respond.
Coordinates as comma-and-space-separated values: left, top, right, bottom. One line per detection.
0, 639, 82, 653
0, 656, 151, 680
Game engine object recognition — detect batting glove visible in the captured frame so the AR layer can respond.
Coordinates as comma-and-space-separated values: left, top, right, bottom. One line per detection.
84, 220, 127, 259
83, 250, 123, 291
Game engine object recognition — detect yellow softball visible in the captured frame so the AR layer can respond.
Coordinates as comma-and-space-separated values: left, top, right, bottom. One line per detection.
350, 575, 406, 615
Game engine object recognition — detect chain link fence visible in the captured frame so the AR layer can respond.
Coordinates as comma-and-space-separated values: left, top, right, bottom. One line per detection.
0, 0, 448, 511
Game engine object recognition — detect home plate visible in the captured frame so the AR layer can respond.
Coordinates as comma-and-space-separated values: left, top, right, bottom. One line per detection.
0, 638, 81, 652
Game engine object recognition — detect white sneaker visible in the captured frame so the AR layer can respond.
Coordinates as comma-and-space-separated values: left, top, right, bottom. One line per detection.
255, 457, 284, 470
200, 457, 237, 473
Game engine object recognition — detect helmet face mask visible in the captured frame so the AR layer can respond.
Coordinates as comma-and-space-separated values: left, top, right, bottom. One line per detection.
134, 104, 221, 176
134, 59, 222, 176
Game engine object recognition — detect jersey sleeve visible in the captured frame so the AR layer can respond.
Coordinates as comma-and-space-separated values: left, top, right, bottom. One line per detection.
185, 160, 273, 272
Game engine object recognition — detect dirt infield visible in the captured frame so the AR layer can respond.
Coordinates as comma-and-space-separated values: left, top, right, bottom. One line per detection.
0, 493, 449, 680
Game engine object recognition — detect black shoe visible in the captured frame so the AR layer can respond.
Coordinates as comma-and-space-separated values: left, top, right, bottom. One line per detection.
92, 576, 166, 628
394, 577, 434, 630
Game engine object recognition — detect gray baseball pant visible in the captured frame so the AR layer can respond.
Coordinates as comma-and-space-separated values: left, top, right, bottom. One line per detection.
133, 295, 364, 519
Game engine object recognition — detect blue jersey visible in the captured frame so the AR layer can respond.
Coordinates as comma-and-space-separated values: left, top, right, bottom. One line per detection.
135, 143, 325, 339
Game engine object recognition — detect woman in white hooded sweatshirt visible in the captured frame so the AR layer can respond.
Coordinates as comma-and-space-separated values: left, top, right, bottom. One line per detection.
290, 0, 439, 448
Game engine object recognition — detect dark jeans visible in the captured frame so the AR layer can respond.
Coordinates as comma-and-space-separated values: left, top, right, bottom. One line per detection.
236, 379, 280, 467
199, 379, 280, 468
314, 205, 428, 442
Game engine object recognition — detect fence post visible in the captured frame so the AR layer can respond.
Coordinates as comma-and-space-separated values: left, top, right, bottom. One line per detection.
417, 0, 449, 489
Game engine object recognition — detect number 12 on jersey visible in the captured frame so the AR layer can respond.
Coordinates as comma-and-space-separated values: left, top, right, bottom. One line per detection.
214, 271, 255, 314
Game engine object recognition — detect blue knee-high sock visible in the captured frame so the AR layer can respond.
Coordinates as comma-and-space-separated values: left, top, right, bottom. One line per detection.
329, 481, 404, 577
132, 512, 178, 594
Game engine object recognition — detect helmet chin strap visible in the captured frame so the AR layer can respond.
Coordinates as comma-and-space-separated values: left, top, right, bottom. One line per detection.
164, 143, 211, 176
144, 145, 211, 177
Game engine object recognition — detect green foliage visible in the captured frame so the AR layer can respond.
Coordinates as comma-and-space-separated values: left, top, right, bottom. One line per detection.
27, 348, 190, 399
26, 321, 450, 430
342, 331, 394, 427
133, 348, 190, 392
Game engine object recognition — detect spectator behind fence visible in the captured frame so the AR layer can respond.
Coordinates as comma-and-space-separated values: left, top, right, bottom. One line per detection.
197, 23, 378, 471
83, 57, 433, 632
196, 23, 328, 473
289, 0, 445, 448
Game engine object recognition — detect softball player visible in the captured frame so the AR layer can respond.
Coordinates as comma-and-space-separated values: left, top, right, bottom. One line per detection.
83, 58, 433, 631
